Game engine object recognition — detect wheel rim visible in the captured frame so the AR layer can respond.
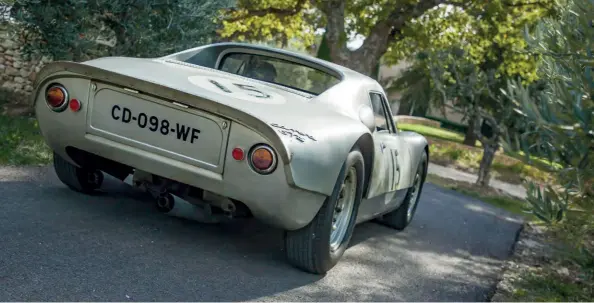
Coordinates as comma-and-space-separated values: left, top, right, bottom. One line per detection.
329, 166, 357, 252
407, 171, 422, 222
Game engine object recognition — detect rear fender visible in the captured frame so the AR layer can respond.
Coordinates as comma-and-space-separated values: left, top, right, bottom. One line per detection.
280, 121, 372, 196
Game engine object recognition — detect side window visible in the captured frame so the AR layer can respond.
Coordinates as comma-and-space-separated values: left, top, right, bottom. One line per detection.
369, 92, 394, 133
380, 94, 396, 133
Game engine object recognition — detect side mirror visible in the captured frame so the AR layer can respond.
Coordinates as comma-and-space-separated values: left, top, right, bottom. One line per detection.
358, 104, 375, 133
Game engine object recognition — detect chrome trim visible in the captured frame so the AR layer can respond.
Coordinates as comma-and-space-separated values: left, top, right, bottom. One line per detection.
45, 83, 69, 112
248, 144, 277, 175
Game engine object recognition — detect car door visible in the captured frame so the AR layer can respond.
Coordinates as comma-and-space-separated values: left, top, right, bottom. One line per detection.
366, 91, 401, 203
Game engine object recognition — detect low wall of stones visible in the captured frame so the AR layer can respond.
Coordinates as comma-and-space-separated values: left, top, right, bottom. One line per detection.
0, 22, 52, 96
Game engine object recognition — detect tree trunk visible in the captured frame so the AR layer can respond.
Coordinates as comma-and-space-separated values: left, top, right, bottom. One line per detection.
476, 142, 498, 187
319, 0, 448, 78
463, 118, 478, 146
408, 99, 417, 115
338, 46, 380, 76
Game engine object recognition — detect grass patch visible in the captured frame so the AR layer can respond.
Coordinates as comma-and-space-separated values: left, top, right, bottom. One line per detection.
427, 138, 552, 184
398, 123, 466, 144
400, 120, 553, 183
511, 270, 594, 302
426, 174, 536, 220
0, 114, 52, 166
398, 123, 559, 175
505, 227, 594, 302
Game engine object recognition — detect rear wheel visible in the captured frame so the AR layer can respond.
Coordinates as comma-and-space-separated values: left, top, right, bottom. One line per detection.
53, 152, 104, 194
284, 147, 364, 274
378, 151, 427, 230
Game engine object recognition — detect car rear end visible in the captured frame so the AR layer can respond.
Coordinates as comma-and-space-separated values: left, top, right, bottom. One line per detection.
33, 64, 326, 231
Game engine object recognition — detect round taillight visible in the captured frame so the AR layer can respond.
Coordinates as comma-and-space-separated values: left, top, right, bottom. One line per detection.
249, 145, 277, 174
232, 147, 244, 161
46, 84, 68, 111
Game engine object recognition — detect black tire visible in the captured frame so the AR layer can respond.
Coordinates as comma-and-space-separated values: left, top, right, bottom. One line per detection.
53, 152, 104, 194
284, 147, 365, 274
378, 151, 427, 230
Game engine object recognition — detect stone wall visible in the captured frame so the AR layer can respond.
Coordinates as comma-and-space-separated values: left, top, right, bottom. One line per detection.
0, 22, 52, 96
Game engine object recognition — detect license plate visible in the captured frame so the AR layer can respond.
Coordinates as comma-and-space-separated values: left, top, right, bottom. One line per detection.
110, 104, 201, 144
89, 87, 228, 169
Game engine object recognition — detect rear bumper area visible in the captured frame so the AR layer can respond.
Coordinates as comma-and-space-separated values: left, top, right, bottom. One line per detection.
35, 82, 326, 231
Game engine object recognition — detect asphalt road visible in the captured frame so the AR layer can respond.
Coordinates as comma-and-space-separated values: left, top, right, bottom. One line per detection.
0, 165, 524, 302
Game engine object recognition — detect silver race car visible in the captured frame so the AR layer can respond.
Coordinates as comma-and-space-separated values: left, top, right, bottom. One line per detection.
32, 42, 429, 274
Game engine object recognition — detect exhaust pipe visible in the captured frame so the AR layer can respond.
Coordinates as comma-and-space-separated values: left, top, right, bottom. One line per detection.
155, 192, 221, 223
156, 193, 175, 212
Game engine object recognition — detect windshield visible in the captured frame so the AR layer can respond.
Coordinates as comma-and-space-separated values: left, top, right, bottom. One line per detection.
218, 52, 341, 95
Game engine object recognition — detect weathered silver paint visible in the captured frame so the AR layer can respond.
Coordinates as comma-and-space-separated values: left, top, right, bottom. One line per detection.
358, 104, 375, 133
32, 42, 428, 230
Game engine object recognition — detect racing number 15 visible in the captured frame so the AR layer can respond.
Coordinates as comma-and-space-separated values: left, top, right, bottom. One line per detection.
209, 79, 271, 99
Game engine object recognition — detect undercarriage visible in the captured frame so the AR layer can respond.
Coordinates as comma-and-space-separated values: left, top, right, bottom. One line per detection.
123, 169, 252, 223
64, 146, 252, 224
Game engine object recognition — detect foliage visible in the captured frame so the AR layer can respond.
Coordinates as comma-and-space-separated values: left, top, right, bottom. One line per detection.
423, 48, 519, 186
387, 0, 556, 81
384, 59, 442, 116
219, 0, 316, 47
316, 30, 331, 61
502, 0, 593, 256
10, 0, 233, 61
220, 0, 555, 78
386, 1, 556, 151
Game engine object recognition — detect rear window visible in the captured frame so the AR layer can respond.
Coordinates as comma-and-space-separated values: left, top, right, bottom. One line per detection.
218, 53, 341, 95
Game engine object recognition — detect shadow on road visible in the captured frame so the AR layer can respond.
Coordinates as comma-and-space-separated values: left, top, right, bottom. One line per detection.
0, 167, 523, 301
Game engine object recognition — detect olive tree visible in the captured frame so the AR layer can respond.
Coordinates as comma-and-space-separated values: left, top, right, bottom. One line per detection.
10, 0, 234, 61
502, 0, 593, 252
424, 49, 531, 186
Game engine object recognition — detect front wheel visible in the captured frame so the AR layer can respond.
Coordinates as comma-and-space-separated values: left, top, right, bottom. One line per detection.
378, 151, 427, 230
284, 147, 365, 274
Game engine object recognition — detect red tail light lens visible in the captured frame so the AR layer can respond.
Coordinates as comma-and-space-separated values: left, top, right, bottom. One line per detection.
45, 84, 68, 111
249, 145, 277, 174
69, 98, 81, 112
232, 147, 244, 161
